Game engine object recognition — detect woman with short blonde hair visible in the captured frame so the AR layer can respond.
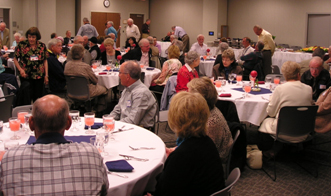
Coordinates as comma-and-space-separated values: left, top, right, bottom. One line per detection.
101, 38, 121, 65
154, 91, 225, 195
281, 61, 300, 81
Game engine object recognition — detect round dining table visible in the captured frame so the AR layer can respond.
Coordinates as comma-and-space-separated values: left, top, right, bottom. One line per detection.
0, 118, 167, 196
217, 82, 272, 126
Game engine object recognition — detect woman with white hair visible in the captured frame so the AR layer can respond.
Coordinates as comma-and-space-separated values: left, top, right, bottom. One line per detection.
12, 32, 21, 47
175, 51, 199, 92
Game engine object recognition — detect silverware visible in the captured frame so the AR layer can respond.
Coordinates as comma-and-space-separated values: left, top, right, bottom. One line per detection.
112, 128, 134, 134
261, 96, 269, 101
129, 146, 155, 150
119, 154, 149, 162
235, 96, 244, 100
107, 171, 128, 178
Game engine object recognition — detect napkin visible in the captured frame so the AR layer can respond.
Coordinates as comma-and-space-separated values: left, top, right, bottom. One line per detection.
103, 69, 110, 72
99, 72, 107, 75
146, 67, 155, 71
258, 81, 265, 84
105, 160, 134, 172
26, 135, 93, 144
219, 93, 232, 97
84, 123, 103, 129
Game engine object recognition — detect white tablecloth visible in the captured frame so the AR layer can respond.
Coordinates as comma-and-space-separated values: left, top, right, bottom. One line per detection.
7, 58, 16, 75
157, 41, 171, 58
95, 66, 161, 88
199, 59, 215, 77
0, 119, 166, 196
218, 83, 271, 126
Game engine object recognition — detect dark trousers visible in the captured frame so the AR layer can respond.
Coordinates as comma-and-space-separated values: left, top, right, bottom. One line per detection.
16, 77, 45, 106
262, 50, 272, 76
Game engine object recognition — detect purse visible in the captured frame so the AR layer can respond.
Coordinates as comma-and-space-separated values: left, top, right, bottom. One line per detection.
246, 144, 262, 169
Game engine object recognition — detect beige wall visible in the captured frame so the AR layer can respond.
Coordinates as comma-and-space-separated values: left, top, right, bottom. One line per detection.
79, 0, 149, 47
56, 0, 75, 40
228, 0, 331, 47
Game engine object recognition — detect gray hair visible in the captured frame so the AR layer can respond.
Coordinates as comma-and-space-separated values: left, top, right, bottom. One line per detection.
107, 21, 114, 26
197, 34, 204, 39
123, 61, 141, 80
71, 44, 85, 60
172, 39, 183, 51
48, 38, 62, 50
32, 96, 69, 133
170, 35, 177, 39
139, 38, 149, 47
217, 42, 229, 55
309, 56, 323, 68
281, 61, 301, 81
14, 32, 21, 37
83, 17, 89, 23
127, 18, 133, 23
256, 41, 264, 51
147, 36, 154, 44
185, 51, 199, 65
73, 35, 83, 43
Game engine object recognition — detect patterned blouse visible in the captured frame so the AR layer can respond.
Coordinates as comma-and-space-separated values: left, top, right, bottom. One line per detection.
14, 40, 48, 79
207, 107, 233, 162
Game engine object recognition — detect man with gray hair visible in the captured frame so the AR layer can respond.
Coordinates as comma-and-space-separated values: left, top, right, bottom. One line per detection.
110, 61, 157, 130
0, 95, 109, 195
189, 34, 208, 56
107, 21, 118, 42
171, 25, 190, 53
299, 47, 329, 75
147, 36, 159, 57
120, 38, 153, 67
0, 22, 9, 47
126, 18, 141, 41
301, 56, 331, 100
76, 17, 99, 39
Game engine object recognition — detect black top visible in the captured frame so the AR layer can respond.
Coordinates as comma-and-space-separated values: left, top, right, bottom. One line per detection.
142, 23, 149, 34
214, 54, 222, 66
301, 69, 331, 101
154, 136, 225, 196
120, 47, 153, 67
89, 45, 101, 60
47, 52, 66, 92
101, 50, 121, 65
33, 132, 70, 145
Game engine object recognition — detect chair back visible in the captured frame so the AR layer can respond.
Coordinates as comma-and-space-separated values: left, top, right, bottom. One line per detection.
12, 105, 33, 117
226, 130, 240, 178
264, 74, 285, 82
65, 75, 90, 101
160, 75, 177, 111
140, 72, 145, 83
276, 106, 318, 141
215, 100, 240, 123
271, 65, 280, 74
210, 168, 241, 196
0, 94, 15, 121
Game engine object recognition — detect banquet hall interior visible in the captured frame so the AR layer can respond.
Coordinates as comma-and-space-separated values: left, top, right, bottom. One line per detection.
1, 0, 331, 195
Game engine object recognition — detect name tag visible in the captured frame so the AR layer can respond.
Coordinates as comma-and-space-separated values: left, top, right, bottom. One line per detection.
30, 55, 38, 61
320, 84, 326, 89
127, 100, 131, 107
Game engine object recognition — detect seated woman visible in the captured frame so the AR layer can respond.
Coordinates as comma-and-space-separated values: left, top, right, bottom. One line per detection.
214, 42, 229, 66
150, 45, 182, 93
64, 44, 108, 113
47, 38, 66, 93
258, 61, 313, 155
101, 38, 121, 65
154, 92, 225, 196
124, 37, 138, 50
213, 48, 243, 80
187, 77, 233, 162
175, 51, 199, 92
315, 87, 331, 133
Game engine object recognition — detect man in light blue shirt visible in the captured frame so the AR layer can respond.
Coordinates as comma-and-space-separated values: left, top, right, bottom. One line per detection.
106, 21, 118, 42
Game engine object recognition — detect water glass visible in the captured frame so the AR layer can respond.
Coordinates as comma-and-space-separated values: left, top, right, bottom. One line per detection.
229, 74, 235, 85
265, 76, 272, 89
9, 117, 21, 140
242, 81, 252, 98
18, 111, 29, 131
24, 113, 32, 135
84, 112, 95, 134
69, 110, 80, 132
103, 115, 115, 140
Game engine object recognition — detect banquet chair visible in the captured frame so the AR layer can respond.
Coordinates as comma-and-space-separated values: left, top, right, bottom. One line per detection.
151, 91, 168, 134
151, 57, 161, 69
65, 75, 93, 112
0, 94, 15, 121
262, 105, 318, 181
225, 130, 240, 178
12, 105, 33, 117
210, 168, 241, 196
271, 65, 280, 74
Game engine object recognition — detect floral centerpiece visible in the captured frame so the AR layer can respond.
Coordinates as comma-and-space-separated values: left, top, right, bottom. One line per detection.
301, 46, 328, 53
250, 71, 261, 91
116, 55, 122, 68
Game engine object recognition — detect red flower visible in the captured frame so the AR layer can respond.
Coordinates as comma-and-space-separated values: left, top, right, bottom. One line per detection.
250, 70, 258, 78
206, 49, 210, 53
132, 44, 136, 47
117, 55, 122, 61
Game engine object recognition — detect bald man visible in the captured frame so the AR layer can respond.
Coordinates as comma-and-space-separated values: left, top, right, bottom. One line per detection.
0, 95, 109, 195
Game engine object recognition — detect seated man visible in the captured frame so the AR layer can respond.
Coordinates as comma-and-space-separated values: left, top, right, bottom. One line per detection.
241, 41, 264, 81
299, 47, 329, 75
0, 95, 109, 195
89, 36, 101, 60
301, 56, 331, 101
120, 38, 153, 67
147, 36, 159, 57
47, 38, 66, 93
189, 34, 208, 56
237, 37, 255, 66
110, 61, 157, 130
66, 35, 92, 65
153, 36, 161, 54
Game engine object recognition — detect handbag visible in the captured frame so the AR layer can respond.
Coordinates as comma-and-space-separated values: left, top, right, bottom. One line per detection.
246, 144, 262, 169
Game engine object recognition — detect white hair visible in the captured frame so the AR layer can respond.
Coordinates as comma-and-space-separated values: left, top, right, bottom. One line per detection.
14, 32, 21, 37
127, 18, 133, 23
197, 34, 204, 39
48, 38, 62, 50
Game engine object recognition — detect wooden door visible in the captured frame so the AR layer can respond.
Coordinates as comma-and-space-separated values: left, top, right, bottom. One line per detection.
91, 12, 121, 47
130, 14, 144, 40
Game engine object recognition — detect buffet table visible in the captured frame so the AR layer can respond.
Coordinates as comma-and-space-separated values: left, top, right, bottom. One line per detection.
0, 119, 166, 196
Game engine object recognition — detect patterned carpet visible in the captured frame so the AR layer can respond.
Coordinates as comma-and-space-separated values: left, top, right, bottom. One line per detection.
156, 122, 331, 196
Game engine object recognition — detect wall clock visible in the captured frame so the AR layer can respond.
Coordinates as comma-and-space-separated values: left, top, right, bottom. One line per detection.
104, 0, 110, 8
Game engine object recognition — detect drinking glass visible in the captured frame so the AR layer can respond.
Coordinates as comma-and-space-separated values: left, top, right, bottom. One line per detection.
103, 115, 115, 141
215, 80, 222, 92
0, 120, 3, 143
229, 74, 235, 85
236, 75, 243, 86
265, 76, 272, 89
221, 79, 227, 92
242, 81, 252, 98
24, 113, 32, 135
90, 136, 108, 157
84, 112, 95, 134
69, 110, 80, 132
209, 77, 214, 83
18, 111, 29, 131
9, 117, 21, 140
106, 64, 111, 75
274, 77, 280, 85
92, 61, 98, 72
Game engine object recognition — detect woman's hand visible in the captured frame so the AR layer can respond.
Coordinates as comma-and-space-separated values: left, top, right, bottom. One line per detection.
166, 147, 176, 157
19, 69, 27, 78
44, 76, 49, 85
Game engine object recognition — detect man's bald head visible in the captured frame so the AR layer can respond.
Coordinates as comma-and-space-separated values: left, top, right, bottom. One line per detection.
309, 56, 324, 78
30, 95, 71, 136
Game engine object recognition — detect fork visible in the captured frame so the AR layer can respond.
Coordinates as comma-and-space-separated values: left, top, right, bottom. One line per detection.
107, 171, 128, 178
119, 154, 149, 162
129, 146, 155, 150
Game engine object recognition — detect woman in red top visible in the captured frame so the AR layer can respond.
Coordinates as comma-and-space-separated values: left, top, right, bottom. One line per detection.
175, 51, 200, 92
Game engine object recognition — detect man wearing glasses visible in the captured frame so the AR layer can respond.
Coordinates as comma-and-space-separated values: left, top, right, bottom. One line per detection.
120, 38, 153, 67
301, 56, 331, 100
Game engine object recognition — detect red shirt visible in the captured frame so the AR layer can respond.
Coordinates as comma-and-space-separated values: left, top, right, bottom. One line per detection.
175, 65, 199, 93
